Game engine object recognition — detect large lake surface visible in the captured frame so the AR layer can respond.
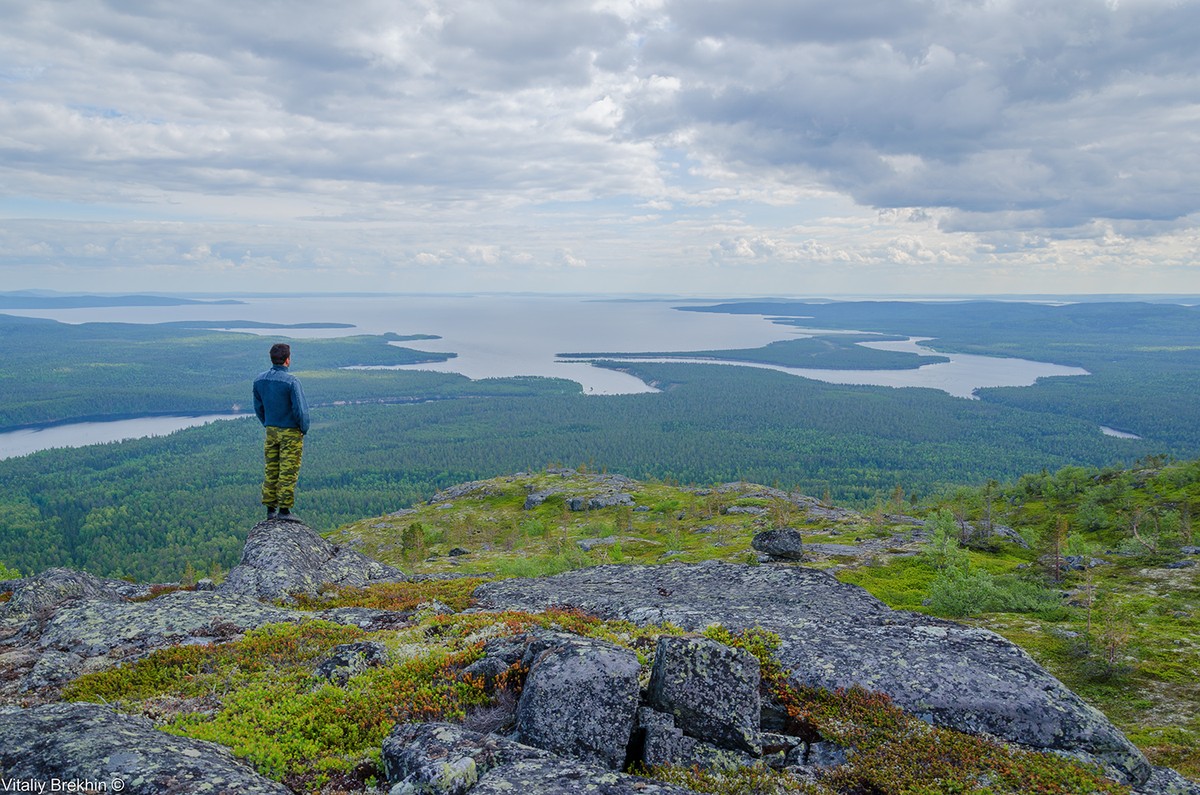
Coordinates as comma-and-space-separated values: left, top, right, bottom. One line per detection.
0, 295, 1092, 458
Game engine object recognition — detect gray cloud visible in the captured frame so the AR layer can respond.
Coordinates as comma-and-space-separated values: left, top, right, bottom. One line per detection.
0, 0, 1198, 292
632, 0, 1200, 234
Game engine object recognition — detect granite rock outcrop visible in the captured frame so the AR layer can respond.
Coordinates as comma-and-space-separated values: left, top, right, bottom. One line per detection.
0, 702, 292, 794
475, 561, 1153, 786
219, 517, 408, 603
3, 508, 1197, 794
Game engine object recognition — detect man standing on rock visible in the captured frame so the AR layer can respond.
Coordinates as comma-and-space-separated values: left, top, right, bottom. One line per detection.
253, 343, 310, 523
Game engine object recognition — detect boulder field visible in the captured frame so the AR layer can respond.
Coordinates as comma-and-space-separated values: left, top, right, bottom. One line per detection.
1, 516, 1197, 795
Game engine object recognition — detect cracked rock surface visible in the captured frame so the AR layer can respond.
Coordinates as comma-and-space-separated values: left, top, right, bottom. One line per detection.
0, 701, 291, 794
515, 634, 641, 769
475, 560, 1152, 786
383, 721, 698, 795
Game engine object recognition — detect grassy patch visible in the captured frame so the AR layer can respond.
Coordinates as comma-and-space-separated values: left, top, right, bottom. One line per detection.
836, 557, 937, 613
59, 602, 686, 791
291, 577, 488, 613
694, 626, 1130, 795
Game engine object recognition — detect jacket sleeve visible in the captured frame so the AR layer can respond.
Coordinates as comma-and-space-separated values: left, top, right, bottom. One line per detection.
293, 378, 311, 434
252, 381, 266, 425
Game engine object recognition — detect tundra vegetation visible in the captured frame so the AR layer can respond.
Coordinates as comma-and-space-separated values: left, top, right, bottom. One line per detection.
41, 462, 1199, 792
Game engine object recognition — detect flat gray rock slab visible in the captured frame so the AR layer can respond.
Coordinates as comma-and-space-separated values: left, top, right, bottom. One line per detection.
0, 702, 291, 794
0, 567, 157, 618
803, 542, 874, 558
474, 561, 1151, 786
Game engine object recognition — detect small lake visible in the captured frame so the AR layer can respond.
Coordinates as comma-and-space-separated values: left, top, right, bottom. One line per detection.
0, 414, 249, 461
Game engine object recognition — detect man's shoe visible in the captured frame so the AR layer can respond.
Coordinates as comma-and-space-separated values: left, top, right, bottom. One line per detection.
266, 506, 278, 520
278, 508, 300, 523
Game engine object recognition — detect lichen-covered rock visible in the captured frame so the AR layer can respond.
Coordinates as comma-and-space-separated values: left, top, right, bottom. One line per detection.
314, 640, 389, 686
467, 757, 700, 794
588, 493, 635, 510
635, 707, 758, 772
22, 590, 302, 690
961, 522, 1030, 549
751, 529, 805, 560
10, 590, 403, 692
0, 567, 155, 618
316, 605, 410, 631
515, 634, 641, 769
637, 708, 696, 767
431, 480, 499, 503
785, 740, 851, 770
791, 494, 860, 522
1132, 766, 1200, 795
524, 490, 556, 509
566, 493, 634, 511
0, 702, 291, 794
647, 635, 761, 755
802, 542, 872, 559
474, 561, 1152, 786
218, 517, 407, 603
383, 721, 544, 794
382, 722, 697, 795
725, 505, 767, 516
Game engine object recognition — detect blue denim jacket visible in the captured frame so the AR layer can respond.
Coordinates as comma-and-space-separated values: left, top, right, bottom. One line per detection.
253, 365, 310, 434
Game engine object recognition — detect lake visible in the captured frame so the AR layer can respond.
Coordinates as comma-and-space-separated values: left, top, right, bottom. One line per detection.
0, 294, 1095, 457
1, 294, 1088, 396
583, 336, 1089, 400
3, 295, 796, 396
0, 414, 249, 461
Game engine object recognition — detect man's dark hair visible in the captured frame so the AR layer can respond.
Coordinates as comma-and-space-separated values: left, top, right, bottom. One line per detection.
270, 343, 291, 366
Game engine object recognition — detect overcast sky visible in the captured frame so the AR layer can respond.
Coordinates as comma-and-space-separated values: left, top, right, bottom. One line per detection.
2, 0, 1199, 296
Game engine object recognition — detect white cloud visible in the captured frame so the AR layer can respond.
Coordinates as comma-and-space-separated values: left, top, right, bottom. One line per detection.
0, 0, 1197, 294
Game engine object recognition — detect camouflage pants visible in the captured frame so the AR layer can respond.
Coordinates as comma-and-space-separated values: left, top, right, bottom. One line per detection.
262, 426, 304, 509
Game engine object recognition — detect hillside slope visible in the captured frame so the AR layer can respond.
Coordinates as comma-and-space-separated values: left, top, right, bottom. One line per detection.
1, 466, 1197, 794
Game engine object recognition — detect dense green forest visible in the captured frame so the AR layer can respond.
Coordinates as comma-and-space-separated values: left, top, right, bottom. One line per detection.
2, 299, 1199, 581
0, 359, 1165, 582
688, 300, 1200, 447
0, 313, 490, 429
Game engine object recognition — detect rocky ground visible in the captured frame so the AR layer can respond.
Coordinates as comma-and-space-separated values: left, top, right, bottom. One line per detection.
1, 474, 1198, 794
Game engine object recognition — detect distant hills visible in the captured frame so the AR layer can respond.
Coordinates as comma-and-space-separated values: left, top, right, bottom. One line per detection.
0, 292, 244, 308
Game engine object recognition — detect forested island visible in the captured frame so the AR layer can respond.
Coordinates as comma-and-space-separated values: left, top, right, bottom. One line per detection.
561, 334, 951, 370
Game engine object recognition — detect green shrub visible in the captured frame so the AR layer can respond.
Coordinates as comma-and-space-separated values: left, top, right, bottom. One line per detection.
920, 509, 969, 570
927, 566, 1062, 617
